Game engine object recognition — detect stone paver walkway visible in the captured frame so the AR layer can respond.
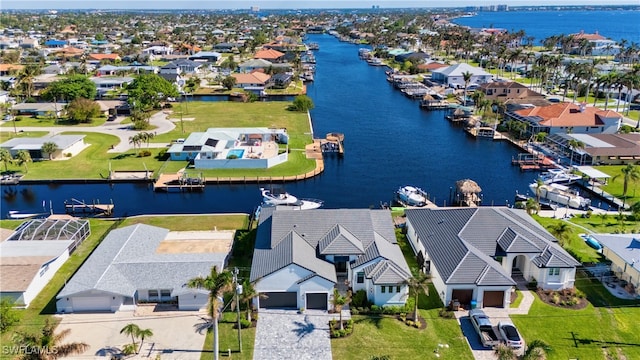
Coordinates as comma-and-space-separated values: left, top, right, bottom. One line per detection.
254, 309, 349, 360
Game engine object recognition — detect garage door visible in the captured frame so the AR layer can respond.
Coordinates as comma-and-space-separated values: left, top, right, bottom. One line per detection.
451, 289, 473, 305
483, 291, 505, 308
306, 293, 327, 310
71, 296, 111, 312
259, 292, 297, 309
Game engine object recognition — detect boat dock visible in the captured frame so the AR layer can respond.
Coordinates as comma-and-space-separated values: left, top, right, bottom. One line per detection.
64, 198, 114, 216
575, 179, 628, 210
319, 132, 344, 155
511, 153, 555, 171
153, 173, 206, 192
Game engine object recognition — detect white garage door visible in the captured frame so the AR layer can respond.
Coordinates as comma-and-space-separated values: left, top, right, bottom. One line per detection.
71, 296, 112, 312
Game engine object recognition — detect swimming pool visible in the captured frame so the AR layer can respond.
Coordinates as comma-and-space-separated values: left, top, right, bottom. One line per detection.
227, 149, 245, 159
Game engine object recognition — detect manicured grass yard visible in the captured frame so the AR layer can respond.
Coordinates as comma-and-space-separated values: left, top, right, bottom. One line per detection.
0, 116, 107, 127
332, 311, 473, 360
200, 312, 256, 360
0, 130, 49, 143
594, 165, 640, 206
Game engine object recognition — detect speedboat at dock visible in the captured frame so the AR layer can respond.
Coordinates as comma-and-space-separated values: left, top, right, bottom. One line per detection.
396, 186, 428, 207
260, 188, 323, 210
528, 182, 591, 210
538, 168, 582, 185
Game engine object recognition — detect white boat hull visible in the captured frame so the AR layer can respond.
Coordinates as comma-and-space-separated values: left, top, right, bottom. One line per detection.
396, 186, 428, 207
529, 183, 590, 209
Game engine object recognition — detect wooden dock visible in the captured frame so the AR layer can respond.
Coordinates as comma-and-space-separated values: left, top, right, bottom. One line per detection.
64, 198, 114, 216
153, 173, 206, 192
320, 132, 344, 155
511, 153, 555, 171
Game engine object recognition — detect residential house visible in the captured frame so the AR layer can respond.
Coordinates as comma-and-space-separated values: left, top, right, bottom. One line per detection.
544, 133, 640, 166
188, 51, 222, 63
166, 127, 289, 169
254, 49, 286, 63
404, 207, 580, 308
56, 224, 234, 313
91, 77, 134, 96
506, 102, 622, 137
0, 134, 86, 160
213, 42, 239, 53
44, 39, 67, 48
238, 59, 273, 73
232, 72, 271, 90
142, 45, 173, 56
10, 102, 65, 117
591, 234, 640, 291
250, 208, 411, 310
0, 218, 90, 308
431, 63, 493, 89
570, 31, 620, 56
168, 59, 202, 74
479, 81, 546, 104
19, 38, 39, 49
269, 73, 293, 89
0, 64, 24, 76
88, 53, 121, 63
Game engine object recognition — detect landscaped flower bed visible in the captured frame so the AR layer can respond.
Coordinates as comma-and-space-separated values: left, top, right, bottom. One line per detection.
536, 288, 588, 309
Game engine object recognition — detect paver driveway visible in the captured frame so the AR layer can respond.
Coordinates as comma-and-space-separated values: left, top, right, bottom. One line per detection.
253, 310, 335, 360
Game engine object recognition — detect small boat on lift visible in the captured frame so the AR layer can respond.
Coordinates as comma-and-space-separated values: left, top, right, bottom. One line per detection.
538, 168, 582, 185
260, 188, 323, 210
396, 186, 428, 207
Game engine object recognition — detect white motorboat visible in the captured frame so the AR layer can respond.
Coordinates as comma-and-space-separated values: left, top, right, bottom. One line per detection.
528, 182, 591, 210
260, 188, 323, 210
538, 168, 582, 185
396, 186, 428, 207
7, 210, 46, 219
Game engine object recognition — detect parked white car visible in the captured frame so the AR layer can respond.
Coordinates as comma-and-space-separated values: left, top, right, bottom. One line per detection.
498, 321, 523, 349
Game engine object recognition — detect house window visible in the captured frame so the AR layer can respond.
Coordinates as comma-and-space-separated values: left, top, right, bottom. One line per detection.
548, 268, 560, 276
381, 286, 386, 293
396, 286, 401, 293
148, 290, 159, 299
357, 272, 364, 284
160, 289, 171, 298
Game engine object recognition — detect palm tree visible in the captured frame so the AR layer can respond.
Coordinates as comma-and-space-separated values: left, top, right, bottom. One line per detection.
13, 318, 89, 359
120, 323, 141, 346
331, 288, 352, 330
612, 164, 640, 205
404, 269, 431, 321
128, 134, 142, 150
523, 339, 552, 360
137, 328, 153, 354
567, 139, 585, 166
548, 221, 573, 247
234, 279, 262, 322
14, 150, 31, 172
494, 343, 517, 360
187, 266, 232, 360
534, 178, 545, 208
525, 198, 540, 215
462, 71, 473, 105
41, 142, 59, 160
0, 148, 12, 172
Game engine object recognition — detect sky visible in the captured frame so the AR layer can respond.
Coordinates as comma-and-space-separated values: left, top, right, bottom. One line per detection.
0, 0, 636, 10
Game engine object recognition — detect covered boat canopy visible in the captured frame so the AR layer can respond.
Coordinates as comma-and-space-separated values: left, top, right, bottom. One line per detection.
574, 166, 611, 179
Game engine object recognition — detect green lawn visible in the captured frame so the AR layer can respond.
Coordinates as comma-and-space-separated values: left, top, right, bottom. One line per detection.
512, 273, 640, 360
200, 312, 256, 360
594, 165, 640, 206
3, 132, 180, 179
0, 130, 49, 143
332, 311, 473, 360
532, 215, 603, 263
0, 218, 117, 347
0, 116, 107, 127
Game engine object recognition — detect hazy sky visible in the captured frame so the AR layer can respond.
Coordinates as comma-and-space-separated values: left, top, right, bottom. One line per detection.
1, 0, 636, 10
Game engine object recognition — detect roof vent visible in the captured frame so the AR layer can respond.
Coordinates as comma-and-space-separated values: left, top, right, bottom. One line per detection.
438, 219, 446, 224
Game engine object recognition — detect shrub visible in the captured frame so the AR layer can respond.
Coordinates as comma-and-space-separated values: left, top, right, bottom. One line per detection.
138, 150, 152, 157
438, 308, 455, 319
370, 305, 382, 314
351, 307, 360, 315
351, 289, 370, 308
399, 313, 407, 322
122, 343, 137, 355
413, 320, 421, 328
239, 318, 252, 329
65, 153, 72, 157
551, 294, 560, 304
405, 320, 415, 327
0, 298, 20, 333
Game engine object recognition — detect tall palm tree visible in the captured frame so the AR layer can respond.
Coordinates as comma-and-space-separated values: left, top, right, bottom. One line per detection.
187, 266, 232, 360
0, 148, 12, 172
14, 150, 31, 172
548, 221, 573, 247
234, 279, 263, 322
404, 269, 431, 321
583, 58, 606, 104
534, 178, 545, 208
612, 164, 640, 203
120, 323, 141, 345
567, 139, 585, 166
13, 318, 89, 359
462, 71, 473, 105
41, 142, 59, 160
331, 288, 352, 330
137, 328, 153, 354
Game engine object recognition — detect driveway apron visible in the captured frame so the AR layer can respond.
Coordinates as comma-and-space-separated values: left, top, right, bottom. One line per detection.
253, 310, 333, 360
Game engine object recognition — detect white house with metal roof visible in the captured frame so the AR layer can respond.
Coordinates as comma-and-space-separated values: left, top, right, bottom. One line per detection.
167, 127, 289, 169
0, 134, 87, 160
250, 208, 411, 310
591, 234, 640, 291
56, 224, 233, 313
0, 218, 90, 307
430, 63, 493, 89
404, 207, 579, 309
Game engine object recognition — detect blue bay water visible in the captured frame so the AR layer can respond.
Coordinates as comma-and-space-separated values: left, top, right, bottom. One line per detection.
0, 34, 546, 218
452, 10, 639, 44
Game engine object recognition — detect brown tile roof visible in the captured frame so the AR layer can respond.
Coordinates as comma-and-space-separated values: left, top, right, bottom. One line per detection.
582, 134, 640, 157
0, 257, 52, 292
88, 53, 121, 61
0, 64, 24, 72
418, 62, 448, 70
572, 31, 606, 41
254, 49, 285, 60
514, 102, 621, 127
232, 72, 271, 84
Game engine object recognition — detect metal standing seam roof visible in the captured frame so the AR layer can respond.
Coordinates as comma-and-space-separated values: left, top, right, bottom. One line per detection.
592, 234, 640, 273
250, 209, 409, 284
57, 224, 229, 299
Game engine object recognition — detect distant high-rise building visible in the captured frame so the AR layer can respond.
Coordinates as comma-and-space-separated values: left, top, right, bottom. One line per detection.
251, 6, 260, 12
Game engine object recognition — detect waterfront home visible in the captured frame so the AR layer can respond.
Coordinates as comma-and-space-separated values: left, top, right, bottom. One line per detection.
591, 234, 640, 292
404, 207, 579, 308
250, 208, 411, 310
0, 134, 86, 160
506, 102, 622, 137
254, 48, 286, 63
269, 73, 293, 89
0, 218, 90, 308
545, 133, 640, 166
56, 224, 234, 313
91, 76, 134, 94
163, 59, 202, 74
213, 42, 240, 53
479, 81, 546, 104
238, 58, 290, 73
570, 30, 620, 56
188, 51, 222, 63
166, 127, 289, 169
232, 72, 271, 90
431, 63, 493, 89
88, 53, 121, 63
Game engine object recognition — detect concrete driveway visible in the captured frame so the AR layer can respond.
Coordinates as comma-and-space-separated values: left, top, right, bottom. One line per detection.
253, 309, 339, 360
56, 309, 208, 359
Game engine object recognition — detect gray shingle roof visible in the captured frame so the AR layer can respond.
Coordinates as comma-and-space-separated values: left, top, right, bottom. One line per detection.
57, 224, 228, 298
405, 207, 578, 286
250, 209, 409, 284
364, 260, 411, 284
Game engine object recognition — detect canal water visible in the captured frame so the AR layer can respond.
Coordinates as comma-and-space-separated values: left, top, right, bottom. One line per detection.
1, 34, 533, 218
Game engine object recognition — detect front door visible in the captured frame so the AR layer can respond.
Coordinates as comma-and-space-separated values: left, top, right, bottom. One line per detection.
334, 256, 348, 275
